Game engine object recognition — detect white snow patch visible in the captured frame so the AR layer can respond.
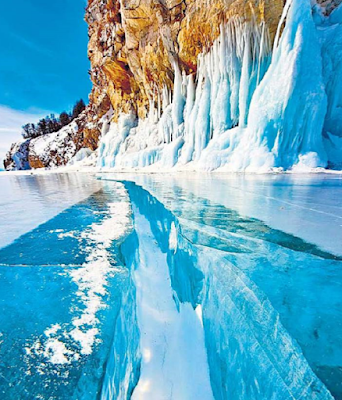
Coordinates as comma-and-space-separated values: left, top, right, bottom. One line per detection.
43, 338, 73, 365
27, 183, 132, 366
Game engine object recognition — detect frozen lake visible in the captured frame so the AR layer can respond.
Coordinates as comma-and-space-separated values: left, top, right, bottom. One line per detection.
0, 173, 102, 249
104, 172, 342, 257
0, 172, 341, 399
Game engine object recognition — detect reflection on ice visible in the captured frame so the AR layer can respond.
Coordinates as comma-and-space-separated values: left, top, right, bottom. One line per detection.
127, 189, 214, 400
108, 173, 342, 257
101, 173, 342, 399
0, 173, 102, 249
1, 173, 341, 399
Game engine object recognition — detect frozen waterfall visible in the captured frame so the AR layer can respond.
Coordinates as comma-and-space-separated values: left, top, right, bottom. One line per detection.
97, 0, 342, 172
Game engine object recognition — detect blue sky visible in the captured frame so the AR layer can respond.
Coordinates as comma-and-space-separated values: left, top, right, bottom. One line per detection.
0, 0, 91, 164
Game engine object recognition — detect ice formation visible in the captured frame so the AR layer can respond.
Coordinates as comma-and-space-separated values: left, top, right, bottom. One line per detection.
27, 183, 132, 365
2, 172, 342, 398
129, 203, 214, 400
99, 179, 336, 400
317, 4, 342, 168
97, 0, 342, 172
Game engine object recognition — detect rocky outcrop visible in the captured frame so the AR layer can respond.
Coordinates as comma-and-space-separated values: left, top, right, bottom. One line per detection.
4, 112, 94, 170
85, 0, 284, 123
5, 0, 341, 171
4, 140, 31, 171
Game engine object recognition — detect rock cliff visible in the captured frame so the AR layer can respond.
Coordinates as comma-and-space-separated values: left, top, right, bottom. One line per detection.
86, 0, 283, 122
4, 0, 341, 170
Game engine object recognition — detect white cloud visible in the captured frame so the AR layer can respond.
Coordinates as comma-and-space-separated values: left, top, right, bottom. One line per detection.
0, 105, 50, 168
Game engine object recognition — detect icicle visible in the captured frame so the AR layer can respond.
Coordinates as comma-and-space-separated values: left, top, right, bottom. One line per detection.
157, 88, 161, 120
162, 86, 169, 111
257, 21, 265, 85
238, 32, 251, 128
182, 70, 188, 98
172, 62, 185, 140
184, 74, 195, 139
97, 14, 275, 171
273, 0, 293, 55
148, 97, 158, 125
228, 0, 328, 171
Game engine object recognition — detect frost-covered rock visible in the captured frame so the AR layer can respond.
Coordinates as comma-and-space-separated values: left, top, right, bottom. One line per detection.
4, 139, 31, 171
27, 121, 82, 169
4, 112, 96, 171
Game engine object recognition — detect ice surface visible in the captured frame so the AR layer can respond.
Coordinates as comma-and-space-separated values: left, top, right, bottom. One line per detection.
113, 178, 339, 399
106, 173, 342, 257
0, 180, 134, 399
1, 173, 342, 399
128, 198, 214, 400
0, 173, 102, 249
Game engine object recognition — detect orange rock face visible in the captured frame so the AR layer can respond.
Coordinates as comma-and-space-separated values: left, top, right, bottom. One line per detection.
85, 0, 284, 124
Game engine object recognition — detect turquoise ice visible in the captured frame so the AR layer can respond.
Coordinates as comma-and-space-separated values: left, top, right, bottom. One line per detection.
0, 173, 342, 399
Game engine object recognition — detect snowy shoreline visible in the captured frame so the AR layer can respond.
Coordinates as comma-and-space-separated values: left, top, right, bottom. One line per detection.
2, 166, 342, 176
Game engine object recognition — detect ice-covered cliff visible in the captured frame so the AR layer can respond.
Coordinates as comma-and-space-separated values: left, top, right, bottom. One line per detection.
96, 0, 342, 172
5, 0, 342, 171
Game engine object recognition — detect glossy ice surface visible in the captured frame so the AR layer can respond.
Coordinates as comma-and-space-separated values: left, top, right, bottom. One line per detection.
0, 172, 341, 399
0, 173, 102, 249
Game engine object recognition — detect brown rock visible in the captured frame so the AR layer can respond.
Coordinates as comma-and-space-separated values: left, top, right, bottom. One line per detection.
85, 0, 284, 123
